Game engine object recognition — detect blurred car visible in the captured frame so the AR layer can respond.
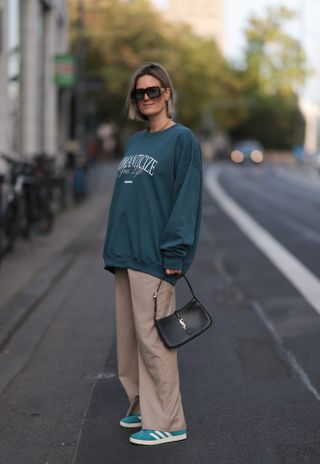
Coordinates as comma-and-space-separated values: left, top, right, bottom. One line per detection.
230, 140, 264, 164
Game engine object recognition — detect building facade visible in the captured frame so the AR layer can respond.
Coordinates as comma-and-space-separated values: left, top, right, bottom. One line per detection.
165, 0, 224, 50
0, 0, 9, 154
299, 97, 320, 153
0, 0, 69, 160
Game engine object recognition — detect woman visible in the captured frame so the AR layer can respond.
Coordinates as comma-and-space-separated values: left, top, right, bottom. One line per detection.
102, 62, 202, 446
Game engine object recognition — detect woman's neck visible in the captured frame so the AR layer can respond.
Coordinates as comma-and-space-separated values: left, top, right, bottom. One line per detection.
148, 115, 173, 133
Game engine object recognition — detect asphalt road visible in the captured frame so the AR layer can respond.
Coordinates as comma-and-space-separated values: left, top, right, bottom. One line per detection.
1, 161, 320, 464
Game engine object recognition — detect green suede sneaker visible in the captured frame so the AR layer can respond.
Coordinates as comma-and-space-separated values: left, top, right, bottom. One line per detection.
129, 428, 187, 445
120, 413, 142, 428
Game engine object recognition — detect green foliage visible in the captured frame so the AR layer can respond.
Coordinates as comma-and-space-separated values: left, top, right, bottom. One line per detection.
244, 6, 308, 96
230, 92, 305, 149
71, 0, 171, 122
68, 1, 308, 149
230, 5, 308, 149
68, 0, 247, 134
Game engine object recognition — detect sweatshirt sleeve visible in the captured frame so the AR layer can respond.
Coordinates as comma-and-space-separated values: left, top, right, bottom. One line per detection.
159, 130, 202, 270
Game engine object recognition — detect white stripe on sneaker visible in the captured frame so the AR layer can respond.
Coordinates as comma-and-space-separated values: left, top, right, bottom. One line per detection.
164, 432, 172, 437
154, 431, 165, 438
130, 432, 187, 445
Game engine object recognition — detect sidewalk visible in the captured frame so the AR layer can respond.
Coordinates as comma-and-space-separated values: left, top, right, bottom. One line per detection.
0, 162, 117, 349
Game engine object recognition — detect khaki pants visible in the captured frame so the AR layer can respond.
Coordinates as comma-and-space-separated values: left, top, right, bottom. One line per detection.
115, 268, 186, 431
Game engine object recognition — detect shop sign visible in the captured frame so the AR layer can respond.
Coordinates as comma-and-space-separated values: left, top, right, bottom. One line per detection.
55, 54, 75, 87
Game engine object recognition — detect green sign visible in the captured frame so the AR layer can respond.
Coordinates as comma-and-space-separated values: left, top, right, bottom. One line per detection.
55, 54, 75, 87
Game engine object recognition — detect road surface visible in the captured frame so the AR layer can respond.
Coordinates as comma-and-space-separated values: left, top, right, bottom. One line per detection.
0, 161, 320, 464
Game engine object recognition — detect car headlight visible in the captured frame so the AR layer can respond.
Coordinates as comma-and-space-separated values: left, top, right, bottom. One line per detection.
231, 150, 244, 163
250, 150, 263, 163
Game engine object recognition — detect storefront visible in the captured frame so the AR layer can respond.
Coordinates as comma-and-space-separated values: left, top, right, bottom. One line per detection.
8, 0, 20, 154
0, 0, 10, 153
0, 0, 69, 160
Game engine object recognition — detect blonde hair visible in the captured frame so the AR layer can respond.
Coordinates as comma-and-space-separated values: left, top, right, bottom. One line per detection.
126, 62, 174, 121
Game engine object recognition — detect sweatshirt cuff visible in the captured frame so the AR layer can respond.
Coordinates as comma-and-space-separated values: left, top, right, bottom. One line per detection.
163, 254, 183, 270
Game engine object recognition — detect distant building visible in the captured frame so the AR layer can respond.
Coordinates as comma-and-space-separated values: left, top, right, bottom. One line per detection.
299, 97, 320, 153
165, 0, 224, 50
0, 0, 70, 161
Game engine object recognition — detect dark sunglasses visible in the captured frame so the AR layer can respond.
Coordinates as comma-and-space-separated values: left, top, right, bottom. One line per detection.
131, 86, 164, 101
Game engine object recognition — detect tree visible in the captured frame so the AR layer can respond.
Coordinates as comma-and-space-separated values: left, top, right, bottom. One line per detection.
67, 0, 248, 136
230, 6, 308, 149
244, 6, 308, 96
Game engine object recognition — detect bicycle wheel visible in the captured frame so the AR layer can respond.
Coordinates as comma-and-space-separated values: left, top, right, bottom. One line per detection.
35, 186, 54, 234
36, 208, 54, 234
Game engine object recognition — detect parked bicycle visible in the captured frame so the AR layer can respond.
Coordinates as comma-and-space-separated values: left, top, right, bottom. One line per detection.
0, 163, 15, 259
34, 153, 67, 212
0, 153, 56, 261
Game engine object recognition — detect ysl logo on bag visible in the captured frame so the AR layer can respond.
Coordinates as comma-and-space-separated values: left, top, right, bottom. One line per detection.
154, 275, 212, 348
178, 317, 187, 330
176, 313, 192, 334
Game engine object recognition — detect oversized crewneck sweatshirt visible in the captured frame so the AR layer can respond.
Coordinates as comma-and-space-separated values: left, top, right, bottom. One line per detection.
102, 123, 202, 285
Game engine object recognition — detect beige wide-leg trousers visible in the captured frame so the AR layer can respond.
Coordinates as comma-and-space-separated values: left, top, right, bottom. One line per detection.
115, 268, 186, 432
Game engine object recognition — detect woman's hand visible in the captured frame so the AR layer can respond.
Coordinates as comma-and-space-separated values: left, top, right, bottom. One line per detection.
165, 269, 182, 276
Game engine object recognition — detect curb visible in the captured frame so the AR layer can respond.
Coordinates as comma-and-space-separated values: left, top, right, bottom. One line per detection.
0, 214, 105, 351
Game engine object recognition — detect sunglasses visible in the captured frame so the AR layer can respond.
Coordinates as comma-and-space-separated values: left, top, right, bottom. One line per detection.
131, 86, 164, 101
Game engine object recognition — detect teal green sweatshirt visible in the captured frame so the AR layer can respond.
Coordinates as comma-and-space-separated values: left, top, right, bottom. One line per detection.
102, 123, 202, 285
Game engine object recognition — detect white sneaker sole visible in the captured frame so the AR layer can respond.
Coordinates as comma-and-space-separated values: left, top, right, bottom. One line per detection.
130, 433, 187, 445
120, 420, 142, 428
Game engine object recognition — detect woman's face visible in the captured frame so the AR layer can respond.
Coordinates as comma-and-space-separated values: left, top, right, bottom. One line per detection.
135, 75, 170, 120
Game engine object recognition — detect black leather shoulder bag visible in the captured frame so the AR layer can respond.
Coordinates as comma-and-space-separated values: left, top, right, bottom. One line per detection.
154, 275, 213, 349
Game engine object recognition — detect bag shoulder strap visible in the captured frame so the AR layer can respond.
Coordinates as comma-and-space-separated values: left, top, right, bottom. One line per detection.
153, 274, 195, 319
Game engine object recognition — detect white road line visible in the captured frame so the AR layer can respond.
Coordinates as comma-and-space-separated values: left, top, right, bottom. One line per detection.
205, 167, 320, 402
232, 175, 320, 242
205, 167, 320, 317
252, 301, 320, 402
